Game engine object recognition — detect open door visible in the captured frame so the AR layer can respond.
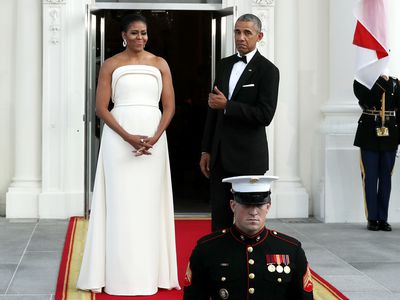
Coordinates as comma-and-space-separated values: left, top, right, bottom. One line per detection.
84, 7, 105, 218
84, 5, 235, 218
211, 7, 235, 86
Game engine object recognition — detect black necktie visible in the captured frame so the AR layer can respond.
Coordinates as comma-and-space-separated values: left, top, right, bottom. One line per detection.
234, 55, 247, 64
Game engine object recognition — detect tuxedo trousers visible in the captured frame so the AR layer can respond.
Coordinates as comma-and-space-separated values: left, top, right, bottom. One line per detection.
210, 157, 238, 231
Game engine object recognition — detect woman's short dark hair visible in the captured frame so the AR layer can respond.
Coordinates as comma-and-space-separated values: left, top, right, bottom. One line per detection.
120, 14, 147, 32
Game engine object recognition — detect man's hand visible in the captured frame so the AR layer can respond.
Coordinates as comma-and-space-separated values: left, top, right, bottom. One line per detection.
199, 152, 211, 178
208, 86, 227, 110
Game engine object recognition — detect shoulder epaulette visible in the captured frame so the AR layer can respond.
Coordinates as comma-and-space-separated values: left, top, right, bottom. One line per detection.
197, 228, 228, 245
268, 229, 300, 246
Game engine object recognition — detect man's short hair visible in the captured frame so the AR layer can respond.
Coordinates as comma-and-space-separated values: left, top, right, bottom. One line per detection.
236, 14, 262, 32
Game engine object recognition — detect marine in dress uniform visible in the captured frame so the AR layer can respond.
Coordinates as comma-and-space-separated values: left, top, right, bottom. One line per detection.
354, 75, 400, 231
183, 176, 314, 300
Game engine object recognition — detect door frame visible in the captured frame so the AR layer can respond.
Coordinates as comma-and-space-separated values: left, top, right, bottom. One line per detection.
84, 3, 235, 218
91, 2, 226, 12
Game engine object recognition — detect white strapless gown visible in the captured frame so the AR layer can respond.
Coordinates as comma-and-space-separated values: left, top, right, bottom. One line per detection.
77, 65, 180, 295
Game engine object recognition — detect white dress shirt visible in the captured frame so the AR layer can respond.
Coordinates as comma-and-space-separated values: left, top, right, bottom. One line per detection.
228, 48, 257, 100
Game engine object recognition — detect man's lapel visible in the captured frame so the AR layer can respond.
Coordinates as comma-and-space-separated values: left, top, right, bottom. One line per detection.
219, 55, 237, 97
230, 51, 260, 101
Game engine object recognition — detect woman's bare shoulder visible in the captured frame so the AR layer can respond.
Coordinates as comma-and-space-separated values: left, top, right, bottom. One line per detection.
100, 56, 123, 75
148, 55, 170, 74
102, 52, 133, 73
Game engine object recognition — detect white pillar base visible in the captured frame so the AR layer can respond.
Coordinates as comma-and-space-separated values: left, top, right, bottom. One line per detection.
319, 132, 400, 223
319, 104, 367, 223
321, 134, 365, 223
39, 192, 84, 219
6, 186, 40, 218
271, 180, 309, 218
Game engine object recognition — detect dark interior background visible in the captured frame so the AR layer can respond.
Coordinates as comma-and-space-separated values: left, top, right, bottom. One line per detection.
93, 10, 213, 213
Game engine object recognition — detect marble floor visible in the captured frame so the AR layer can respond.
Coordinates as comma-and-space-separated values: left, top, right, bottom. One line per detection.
0, 217, 399, 300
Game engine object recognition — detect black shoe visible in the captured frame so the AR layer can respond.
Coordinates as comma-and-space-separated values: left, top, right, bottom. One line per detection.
378, 221, 392, 231
367, 220, 379, 231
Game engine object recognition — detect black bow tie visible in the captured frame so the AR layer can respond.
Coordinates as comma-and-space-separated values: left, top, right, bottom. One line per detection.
234, 55, 247, 64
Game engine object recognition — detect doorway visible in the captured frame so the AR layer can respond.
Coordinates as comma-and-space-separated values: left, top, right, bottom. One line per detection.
86, 8, 232, 215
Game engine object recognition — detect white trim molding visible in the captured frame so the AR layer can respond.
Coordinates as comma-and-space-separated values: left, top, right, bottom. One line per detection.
43, 0, 66, 3
253, 0, 274, 6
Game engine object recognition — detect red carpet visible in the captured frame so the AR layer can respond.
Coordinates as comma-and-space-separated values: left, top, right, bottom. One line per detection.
56, 217, 348, 300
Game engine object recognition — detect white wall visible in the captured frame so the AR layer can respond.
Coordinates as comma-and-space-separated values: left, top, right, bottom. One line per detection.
388, 0, 400, 75
2, 0, 400, 220
314, 0, 400, 222
0, 1, 16, 216
3, 0, 87, 219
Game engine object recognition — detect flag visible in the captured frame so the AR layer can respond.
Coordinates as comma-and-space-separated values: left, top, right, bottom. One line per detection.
353, 0, 389, 89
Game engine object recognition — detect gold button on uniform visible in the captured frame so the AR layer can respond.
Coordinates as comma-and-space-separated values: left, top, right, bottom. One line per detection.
277, 278, 282, 283
247, 246, 253, 253
248, 259, 254, 265
249, 273, 255, 279
221, 277, 226, 282
248, 288, 255, 294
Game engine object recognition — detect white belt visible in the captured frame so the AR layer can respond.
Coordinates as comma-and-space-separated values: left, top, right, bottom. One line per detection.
114, 103, 158, 108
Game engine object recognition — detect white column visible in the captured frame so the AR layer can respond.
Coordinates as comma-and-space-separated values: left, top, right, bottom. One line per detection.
386, 0, 400, 222
318, 0, 365, 222
6, 0, 42, 218
273, 0, 309, 218
388, 0, 400, 75
0, 1, 17, 215
39, 0, 86, 218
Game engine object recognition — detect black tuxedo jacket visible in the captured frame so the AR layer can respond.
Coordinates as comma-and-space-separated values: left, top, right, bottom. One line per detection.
201, 51, 279, 174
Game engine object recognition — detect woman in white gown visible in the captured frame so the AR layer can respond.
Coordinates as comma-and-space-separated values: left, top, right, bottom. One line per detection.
77, 14, 180, 295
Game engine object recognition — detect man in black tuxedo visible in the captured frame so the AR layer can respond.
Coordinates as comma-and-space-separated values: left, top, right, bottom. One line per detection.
199, 14, 279, 231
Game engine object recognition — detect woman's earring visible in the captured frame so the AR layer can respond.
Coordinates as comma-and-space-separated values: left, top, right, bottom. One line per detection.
123, 39, 127, 47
